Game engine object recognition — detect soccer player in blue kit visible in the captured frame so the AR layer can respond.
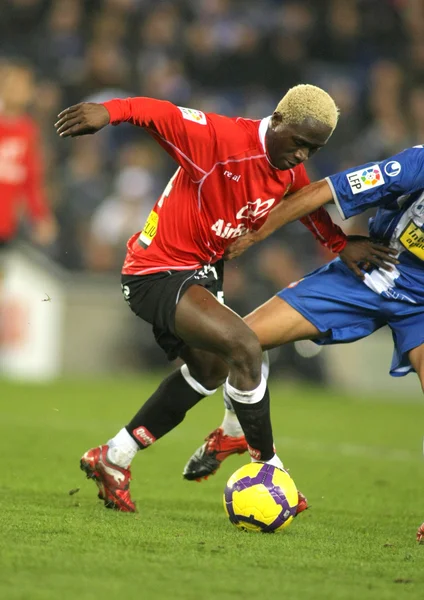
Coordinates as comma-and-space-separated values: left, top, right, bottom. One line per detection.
182, 144, 424, 541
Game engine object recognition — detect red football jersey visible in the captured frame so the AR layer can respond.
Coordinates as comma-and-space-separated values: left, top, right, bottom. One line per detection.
0, 113, 49, 241
103, 98, 346, 275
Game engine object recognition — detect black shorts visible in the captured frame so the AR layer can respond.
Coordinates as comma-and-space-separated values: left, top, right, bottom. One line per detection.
121, 261, 224, 360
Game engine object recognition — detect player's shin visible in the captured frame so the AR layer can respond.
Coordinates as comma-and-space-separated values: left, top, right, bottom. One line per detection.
220, 352, 270, 438
107, 367, 216, 468
225, 375, 282, 469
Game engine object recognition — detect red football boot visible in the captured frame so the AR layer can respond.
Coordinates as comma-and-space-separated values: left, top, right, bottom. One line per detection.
416, 523, 424, 543
183, 428, 248, 481
296, 491, 309, 516
80, 445, 136, 512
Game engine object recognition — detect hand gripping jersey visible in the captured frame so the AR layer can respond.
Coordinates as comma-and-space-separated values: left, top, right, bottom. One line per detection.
326, 145, 424, 304
103, 98, 347, 275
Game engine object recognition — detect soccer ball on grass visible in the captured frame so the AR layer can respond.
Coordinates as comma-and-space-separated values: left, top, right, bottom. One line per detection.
223, 462, 298, 533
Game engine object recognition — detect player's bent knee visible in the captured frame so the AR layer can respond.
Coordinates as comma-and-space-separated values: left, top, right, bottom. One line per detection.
225, 330, 263, 379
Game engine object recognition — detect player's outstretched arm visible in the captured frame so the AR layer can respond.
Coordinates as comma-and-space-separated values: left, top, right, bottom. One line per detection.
225, 180, 332, 260
55, 103, 110, 137
55, 97, 229, 180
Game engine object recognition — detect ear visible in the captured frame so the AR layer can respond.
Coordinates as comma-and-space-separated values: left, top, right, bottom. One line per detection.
271, 111, 283, 126
270, 111, 285, 132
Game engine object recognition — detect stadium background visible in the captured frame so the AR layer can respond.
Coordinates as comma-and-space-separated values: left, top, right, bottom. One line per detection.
1, 2, 424, 599
2, 0, 424, 392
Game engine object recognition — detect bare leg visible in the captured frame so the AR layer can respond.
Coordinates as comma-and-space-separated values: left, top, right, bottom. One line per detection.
175, 285, 262, 390
408, 345, 424, 542
408, 344, 424, 395
245, 296, 324, 349
174, 285, 277, 461
182, 295, 327, 480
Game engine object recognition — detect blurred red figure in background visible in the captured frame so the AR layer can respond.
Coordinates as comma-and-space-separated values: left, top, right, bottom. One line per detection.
0, 60, 57, 248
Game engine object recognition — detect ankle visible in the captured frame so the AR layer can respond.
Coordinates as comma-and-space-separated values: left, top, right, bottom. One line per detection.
252, 453, 284, 471
220, 409, 244, 437
106, 427, 139, 468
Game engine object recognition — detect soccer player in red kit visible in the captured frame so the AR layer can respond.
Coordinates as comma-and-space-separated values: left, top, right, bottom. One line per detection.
55, 85, 386, 513
0, 61, 57, 250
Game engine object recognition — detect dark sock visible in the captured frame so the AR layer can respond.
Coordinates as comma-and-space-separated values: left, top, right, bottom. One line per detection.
126, 370, 204, 448
231, 386, 274, 461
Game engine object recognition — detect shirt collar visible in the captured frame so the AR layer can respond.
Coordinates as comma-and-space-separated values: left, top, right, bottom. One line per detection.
258, 116, 271, 153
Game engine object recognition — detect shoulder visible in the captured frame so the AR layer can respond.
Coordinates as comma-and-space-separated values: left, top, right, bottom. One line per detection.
379, 146, 424, 171
206, 113, 263, 157
234, 116, 263, 143
209, 113, 258, 137
376, 146, 424, 186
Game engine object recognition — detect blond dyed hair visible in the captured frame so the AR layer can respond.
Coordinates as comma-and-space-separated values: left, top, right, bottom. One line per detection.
276, 84, 339, 130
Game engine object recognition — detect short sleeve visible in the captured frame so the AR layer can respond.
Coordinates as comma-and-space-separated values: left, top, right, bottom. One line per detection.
326, 146, 424, 220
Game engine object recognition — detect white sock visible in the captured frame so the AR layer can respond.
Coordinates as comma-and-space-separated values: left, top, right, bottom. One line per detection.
220, 408, 244, 437
180, 364, 218, 396
107, 427, 139, 469
221, 351, 269, 411
261, 351, 270, 380
219, 353, 271, 439
252, 453, 284, 471
225, 375, 267, 405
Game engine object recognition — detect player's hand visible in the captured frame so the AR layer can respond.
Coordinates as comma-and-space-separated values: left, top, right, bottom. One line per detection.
224, 232, 258, 261
339, 235, 399, 279
55, 103, 110, 137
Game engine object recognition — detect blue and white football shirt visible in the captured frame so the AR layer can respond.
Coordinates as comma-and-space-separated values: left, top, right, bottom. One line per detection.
326, 145, 424, 304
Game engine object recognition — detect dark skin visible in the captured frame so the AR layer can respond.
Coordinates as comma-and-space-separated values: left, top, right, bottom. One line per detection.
54, 100, 396, 391
265, 113, 331, 170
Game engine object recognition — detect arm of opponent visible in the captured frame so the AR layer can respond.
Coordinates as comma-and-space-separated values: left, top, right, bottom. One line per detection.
326, 146, 424, 218
225, 146, 424, 260
225, 179, 338, 260
55, 98, 224, 180
225, 178, 398, 273
289, 163, 347, 253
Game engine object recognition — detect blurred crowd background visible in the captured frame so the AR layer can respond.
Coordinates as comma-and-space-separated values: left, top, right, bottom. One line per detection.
1, 0, 424, 379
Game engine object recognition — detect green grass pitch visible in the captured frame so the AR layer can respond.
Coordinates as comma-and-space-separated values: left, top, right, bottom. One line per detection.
1, 376, 423, 600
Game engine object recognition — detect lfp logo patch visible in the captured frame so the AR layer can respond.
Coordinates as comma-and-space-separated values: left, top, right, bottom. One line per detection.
178, 106, 207, 125
361, 167, 381, 186
347, 164, 385, 195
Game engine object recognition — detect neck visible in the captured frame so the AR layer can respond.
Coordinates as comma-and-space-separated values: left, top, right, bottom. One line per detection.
263, 128, 280, 170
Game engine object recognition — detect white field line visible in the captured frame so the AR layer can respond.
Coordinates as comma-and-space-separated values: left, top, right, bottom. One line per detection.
275, 436, 423, 463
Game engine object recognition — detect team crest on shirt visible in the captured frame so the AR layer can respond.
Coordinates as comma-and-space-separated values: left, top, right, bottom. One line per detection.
384, 160, 401, 177
346, 165, 385, 195
178, 106, 207, 125
236, 197, 276, 222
